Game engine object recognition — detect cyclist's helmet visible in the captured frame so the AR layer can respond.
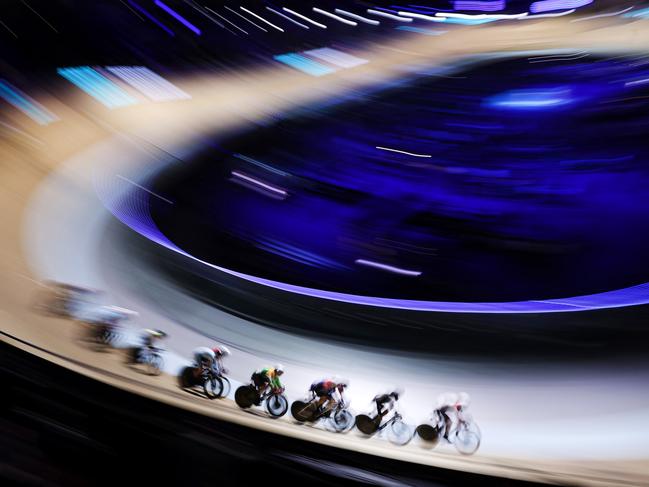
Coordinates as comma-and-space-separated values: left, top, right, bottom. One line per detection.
274, 364, 284, 375
390, 388, 404, 401
213, 345, 230, 357
145, 328, 167, 338
336, 378, 349, 389
455, 391, 470, 410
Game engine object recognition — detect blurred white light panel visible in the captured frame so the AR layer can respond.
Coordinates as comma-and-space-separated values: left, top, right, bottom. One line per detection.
106, 66, 191, 102
302, 48, 368, 69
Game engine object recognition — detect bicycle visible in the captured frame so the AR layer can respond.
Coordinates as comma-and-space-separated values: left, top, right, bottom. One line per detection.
235, 384, 288, 418
291, 394, 354, 433
127, 346, 164, 376
355, 411, 413, 445
179, 364, 231, 399
416, 409, 481, 455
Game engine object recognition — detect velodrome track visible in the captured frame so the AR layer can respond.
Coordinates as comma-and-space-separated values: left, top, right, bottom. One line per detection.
2, 14, 649, 485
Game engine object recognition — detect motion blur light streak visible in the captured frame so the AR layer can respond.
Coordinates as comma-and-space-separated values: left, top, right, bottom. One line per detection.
57, 67, 138, 109
375, 146, 432, 157
334, 9, 381, 25
355, 259, 423, 277
530, 0, 593, 14
231, 170, 288, 198
395, 25, 447, 35
486, 87, 574, 109
127, 0, 175, 36
265, 7, 310, 29
312, 8, 358, 26
282, 7, 327, 29
0, 80, 58, 125
303, 48, 368, 69
274, 52, 337, 76
106, 66, 191, 102
453, 0, 506, 11
366, 9, 413, 21
239, 7, 285, 32
154, 0, 202, 35
224, 5, 267, 32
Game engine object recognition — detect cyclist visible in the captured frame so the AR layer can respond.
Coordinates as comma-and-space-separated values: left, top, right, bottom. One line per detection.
192, 345, 230, 377
251, 364, 284, 403
374, 390, 401, 418
437, 392, 470, 441
309, 377, 348, 415
128, 328, 167, 364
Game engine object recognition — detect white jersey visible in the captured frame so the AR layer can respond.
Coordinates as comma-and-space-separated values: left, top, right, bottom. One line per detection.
193, 347, 216, 363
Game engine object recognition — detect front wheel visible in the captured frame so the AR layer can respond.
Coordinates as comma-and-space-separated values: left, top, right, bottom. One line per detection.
454, 423, 481, 455
388, 419, 413, 446
326, 409, 354, 433
235, 385, 257, 409
203, 375, 224, 399
266, 394, 289, 418
219, 377, 231, 398
145, 352, 163, 376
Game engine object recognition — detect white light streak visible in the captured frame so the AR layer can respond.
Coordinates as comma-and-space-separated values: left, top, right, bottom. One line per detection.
334, 9, 380, 25
366, 9, 413, 22
398, 12, 447, 22
231, 171, 288, 197
204, 5, 248, 34
355, 259, 422, 277
282, 7, 327, 28
266, 6, 309, 29
571, 6, 635, 22
375, 146, 432, 158
518, 9, 575, 19
224, 5, 267, 32
313, 8, 357, 26
240, 6, 284, 32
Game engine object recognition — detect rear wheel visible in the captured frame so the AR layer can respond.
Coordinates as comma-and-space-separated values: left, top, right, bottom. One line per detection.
235, 385, 257, 409
416, 424, 440, 442
291, 401, 313, 422
266, 394, 289, 418
179, 366, 197, 388
355, 414, 379, 435
203, 375, 223, 399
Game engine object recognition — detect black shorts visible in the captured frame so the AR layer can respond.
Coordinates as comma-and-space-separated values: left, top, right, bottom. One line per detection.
312, 384, 334, 398
252, 372, 270, 387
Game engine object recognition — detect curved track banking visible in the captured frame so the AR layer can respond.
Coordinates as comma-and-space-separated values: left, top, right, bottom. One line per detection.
2, 14, 649, 486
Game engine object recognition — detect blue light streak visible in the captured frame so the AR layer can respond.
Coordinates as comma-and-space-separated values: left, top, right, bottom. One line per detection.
57, 67, 137, 109
274, 53, 337, 77
154, 0, 201, 35
0, 80, 58, 125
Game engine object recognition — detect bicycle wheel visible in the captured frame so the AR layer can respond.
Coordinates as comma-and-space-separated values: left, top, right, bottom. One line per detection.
454, 426, 481, 455
179, 366, 197, 388
203, 376, 223, 399
146, 353, 163, 376
266, 394, 288, 418
235, 385, 257, 409
355, 414, 379, 435
388, 419, 413, 446
291, 401, 313, 422
326, 409, 354, 433
416, 424, 440, 443
219, 377, 231, 398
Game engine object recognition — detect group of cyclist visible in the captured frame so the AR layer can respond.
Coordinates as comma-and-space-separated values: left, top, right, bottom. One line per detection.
47, 281, 471, 441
